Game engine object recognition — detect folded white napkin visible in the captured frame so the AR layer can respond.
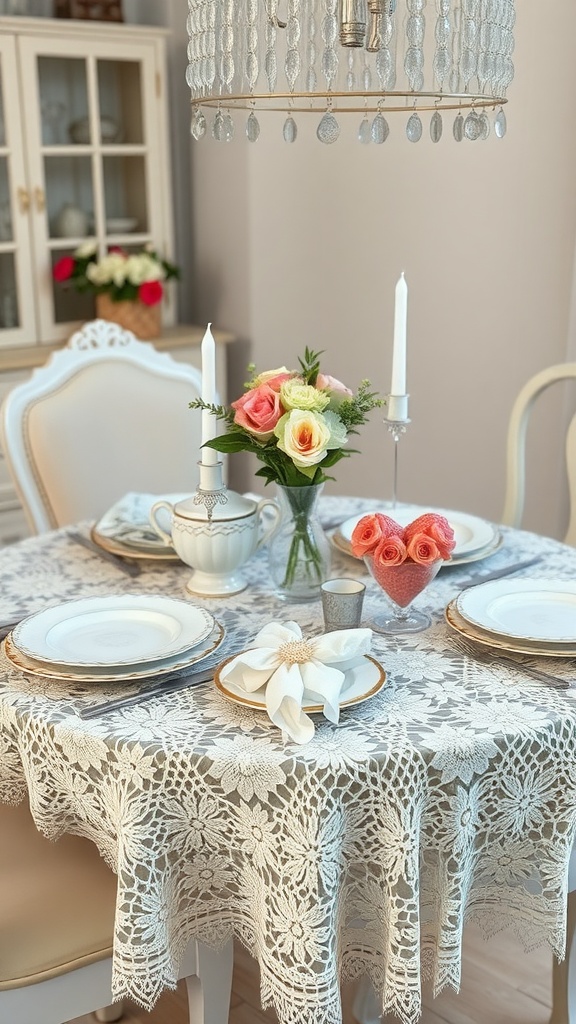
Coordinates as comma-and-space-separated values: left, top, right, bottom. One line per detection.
219, 621, 373, 744
96, 491, 190, 543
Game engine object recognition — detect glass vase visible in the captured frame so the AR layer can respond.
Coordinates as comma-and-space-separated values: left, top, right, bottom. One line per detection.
268, 484, 331, 602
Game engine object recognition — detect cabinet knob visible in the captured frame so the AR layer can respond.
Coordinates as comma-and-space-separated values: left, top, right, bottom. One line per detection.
17, 188, 30, 213
34, 188, 46, 213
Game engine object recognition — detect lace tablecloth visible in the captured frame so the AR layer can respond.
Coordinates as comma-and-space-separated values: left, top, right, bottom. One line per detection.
2, 495, 576, 1024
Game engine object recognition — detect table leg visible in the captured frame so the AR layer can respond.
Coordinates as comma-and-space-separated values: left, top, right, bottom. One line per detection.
352, 977, 396, 1024
184, 938, 234, 1024
550, 892, 576, 1024
94, 1004, 124, 1022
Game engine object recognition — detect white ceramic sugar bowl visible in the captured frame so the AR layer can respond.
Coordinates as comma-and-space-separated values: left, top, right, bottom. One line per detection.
150, 480, 280, 597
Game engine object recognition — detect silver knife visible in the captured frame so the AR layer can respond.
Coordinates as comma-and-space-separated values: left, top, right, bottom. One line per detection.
459, 556, 544, 589
78, 665, 215, 719
69, 531, 142, 578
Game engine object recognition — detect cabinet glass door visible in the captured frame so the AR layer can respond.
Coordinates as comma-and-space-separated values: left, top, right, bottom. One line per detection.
18, 34, 166, 343
0, 35, 36, 348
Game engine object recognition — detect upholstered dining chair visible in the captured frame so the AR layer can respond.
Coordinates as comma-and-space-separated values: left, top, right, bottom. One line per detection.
501, 362, 576, 545
0, 800, 234, 1024
0, 319, 206, 535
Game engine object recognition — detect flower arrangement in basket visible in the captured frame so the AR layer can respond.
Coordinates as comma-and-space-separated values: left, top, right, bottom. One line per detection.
191, 347, 384, 599
351, 511, 456, 632
52, 242, 179, 339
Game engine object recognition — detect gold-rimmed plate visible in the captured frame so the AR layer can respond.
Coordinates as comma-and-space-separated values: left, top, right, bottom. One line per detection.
91, 526, 180, 562
3, 620, 225, 683
445, 600, 576, 658
214, 653, 386, 712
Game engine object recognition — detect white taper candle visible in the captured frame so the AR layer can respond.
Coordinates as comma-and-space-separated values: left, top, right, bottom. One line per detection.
391, 272, 407, 397
200, 322, 218, 466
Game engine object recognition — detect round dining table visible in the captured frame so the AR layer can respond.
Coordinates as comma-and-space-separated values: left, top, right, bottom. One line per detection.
1, 494, 576, 1024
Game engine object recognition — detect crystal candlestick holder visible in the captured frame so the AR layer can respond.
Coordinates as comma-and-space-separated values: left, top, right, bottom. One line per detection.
385, 393, 410, 508
149, 461, 280, 597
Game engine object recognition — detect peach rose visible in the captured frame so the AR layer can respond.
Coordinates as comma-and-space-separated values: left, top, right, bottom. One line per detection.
253, 369, 294, 392
351, 514, 384, 557
404, 513, 455, 560
372, 534, 407, 567
274, 409, 331, 468
351, 512, 404, 557
232, 383, 284, 439
406, 532, 442, 565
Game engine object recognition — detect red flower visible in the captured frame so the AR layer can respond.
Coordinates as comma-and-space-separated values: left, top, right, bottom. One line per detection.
138, 280, 163, 306
52, 256, 75, 282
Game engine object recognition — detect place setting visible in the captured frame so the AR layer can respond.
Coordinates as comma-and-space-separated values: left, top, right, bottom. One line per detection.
0, 594, 227, 709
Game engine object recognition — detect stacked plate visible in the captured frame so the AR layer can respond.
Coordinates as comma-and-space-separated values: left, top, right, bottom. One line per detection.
3, 595, 225, 682
446, 579, 576, 658
91, 492, 188, 562
332, 505, 502, 567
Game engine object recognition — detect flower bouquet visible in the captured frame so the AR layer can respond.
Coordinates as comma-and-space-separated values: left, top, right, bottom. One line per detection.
52, 243, 180, 338
191, 348, 384, 600
352, 511, 455, 632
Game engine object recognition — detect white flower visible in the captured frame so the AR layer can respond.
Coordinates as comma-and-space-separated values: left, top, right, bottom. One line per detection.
233, 801, 278, 867
422, 722, 500, 784
74, 240, 97, 259
182, 853, 234, 895
298, 724, 377, 771
489, 766, 557, 835
479, 839, 535, 884
270, 889, 331, 963
206, 733, 287, 802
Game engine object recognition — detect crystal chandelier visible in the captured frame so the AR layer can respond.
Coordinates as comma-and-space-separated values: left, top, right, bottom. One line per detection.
186, 0, 515, 145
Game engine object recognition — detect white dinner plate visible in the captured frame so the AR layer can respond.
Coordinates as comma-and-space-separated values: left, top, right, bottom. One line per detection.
91, 527, 179, 562
337, 506, 499, 559
445, 601, 576, 658
3, 619, 225, 683
94, 492, 189, 550
12, 595, 215, 668
455, 579, 576, 644
214, 654, 386, 712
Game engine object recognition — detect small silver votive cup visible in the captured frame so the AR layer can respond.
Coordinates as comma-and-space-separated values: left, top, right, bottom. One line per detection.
321, 578, 366, 631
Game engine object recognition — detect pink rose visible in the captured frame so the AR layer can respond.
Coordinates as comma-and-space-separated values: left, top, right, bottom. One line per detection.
316, 373, 354, 405
372, 534, 407, 567
260, 371, 293, 393
404, 513, 455, 560
406, 532, 442, 565
232, 383, 284, 438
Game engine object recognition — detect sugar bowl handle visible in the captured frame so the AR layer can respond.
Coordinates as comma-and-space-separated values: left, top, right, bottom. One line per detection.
255, 498, 281, 550
149, 501, 175, 547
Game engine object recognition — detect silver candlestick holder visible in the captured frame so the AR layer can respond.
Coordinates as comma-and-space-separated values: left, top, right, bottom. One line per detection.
385, 394, 410, 509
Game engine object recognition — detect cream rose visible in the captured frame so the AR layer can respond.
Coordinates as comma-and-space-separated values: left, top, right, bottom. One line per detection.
274, 409, 332, 468
280, 379, 330, 413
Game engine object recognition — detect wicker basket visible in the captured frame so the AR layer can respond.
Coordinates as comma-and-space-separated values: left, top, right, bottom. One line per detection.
96, 294, 161, 340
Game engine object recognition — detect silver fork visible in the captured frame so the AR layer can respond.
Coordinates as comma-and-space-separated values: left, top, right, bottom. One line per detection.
448, 632, 571, 690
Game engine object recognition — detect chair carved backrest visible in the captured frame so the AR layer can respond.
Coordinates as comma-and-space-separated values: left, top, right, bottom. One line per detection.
501, 362, 576, 546
0, 320, 205, 534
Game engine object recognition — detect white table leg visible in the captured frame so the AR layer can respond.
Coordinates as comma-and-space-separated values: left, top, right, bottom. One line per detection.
550, 891, 576, 1024
352, 977, 397, 1024
184, 938, 234, 1024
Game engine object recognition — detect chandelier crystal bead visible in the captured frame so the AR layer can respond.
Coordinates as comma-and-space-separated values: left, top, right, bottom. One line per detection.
186, 0, 515, 143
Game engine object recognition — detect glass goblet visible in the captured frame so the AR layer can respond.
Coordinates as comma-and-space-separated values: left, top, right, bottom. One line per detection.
364, 556, 442, 634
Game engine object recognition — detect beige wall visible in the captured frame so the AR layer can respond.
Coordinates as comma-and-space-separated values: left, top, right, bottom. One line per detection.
187, 0, 576, 541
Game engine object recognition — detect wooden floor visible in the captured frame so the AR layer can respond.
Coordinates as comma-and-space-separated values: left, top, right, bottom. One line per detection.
72, 924, 554, 1024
